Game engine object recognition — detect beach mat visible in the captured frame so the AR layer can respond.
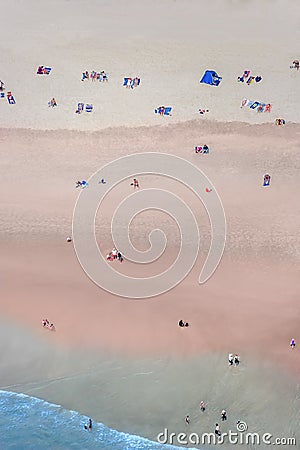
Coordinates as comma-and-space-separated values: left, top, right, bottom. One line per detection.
37, 66, 52, 75
7, 93, 15, 104
154, 107, 172, 115
123, 78, 131, 86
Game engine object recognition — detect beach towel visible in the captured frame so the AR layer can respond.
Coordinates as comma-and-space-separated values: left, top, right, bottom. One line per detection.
7, 92, 15, 104
246, 100, 255, 107
200, 70, 222, 86
155, 107, 172, 115
241, 98, 271, 112
264, 104, 272, 113
238, 70, 250, 82
195, 146, 209, 154
37, 66, 52, 75
86, 104, 93, 112
257, 103, 266, 113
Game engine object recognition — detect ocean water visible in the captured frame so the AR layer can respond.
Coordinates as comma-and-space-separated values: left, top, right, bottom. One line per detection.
0, 391, 194, 450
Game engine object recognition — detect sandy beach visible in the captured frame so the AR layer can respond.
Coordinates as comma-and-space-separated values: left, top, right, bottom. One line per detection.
1, 1, 300, 448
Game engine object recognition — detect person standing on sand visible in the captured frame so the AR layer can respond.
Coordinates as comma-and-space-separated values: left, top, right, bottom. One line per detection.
221, 409, 227, 421
290, 338, 296, 348
131, 178, 139, 189
215, 423, 221, 437
234, 354, 240, 366
185, 415, 190, 425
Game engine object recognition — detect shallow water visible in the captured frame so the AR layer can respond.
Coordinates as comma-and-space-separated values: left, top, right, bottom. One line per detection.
0, 390, 193, 450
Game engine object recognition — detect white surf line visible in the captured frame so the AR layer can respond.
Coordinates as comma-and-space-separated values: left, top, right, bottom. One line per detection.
133, 371, 154, 376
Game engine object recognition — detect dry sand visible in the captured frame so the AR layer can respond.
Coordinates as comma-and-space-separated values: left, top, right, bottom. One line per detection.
1, 0, 300, 447
1, 0, 300, 129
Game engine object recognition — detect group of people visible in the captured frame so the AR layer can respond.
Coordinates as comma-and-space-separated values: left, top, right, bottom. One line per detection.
290, 60, 299, 70
178, 319, 189, 327
185, 406, 228, 437
106, 248, 123, 262
81, 70, 108, 82
228, 353, 240, 366
237, 70, 262, 84
75, 180, 89, 189
48, 98, 57, 107
42, 319, 55, 330
123, 77, 140, 89
275, 118, 285, 126
195, 144, 209, 154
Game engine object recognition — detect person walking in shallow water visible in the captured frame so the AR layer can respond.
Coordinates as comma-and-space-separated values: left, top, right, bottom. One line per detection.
84, 418, 92, 430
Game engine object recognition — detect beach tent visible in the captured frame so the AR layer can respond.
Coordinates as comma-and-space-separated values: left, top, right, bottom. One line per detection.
200, 70, 222, 86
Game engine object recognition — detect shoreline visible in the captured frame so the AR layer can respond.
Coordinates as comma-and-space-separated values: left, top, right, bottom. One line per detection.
0, 323, 299, 447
